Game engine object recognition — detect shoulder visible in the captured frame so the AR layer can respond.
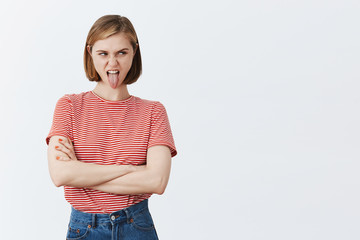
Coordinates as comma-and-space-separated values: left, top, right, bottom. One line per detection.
62, 91, 90, 103
55, 91, 93, 108
133, 96, 166, 112
53, 92, 92, 113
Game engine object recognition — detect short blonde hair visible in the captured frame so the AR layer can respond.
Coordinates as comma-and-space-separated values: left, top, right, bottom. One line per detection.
84, 15, 142, 84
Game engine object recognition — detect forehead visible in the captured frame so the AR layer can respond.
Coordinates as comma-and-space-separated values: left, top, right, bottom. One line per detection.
92, 32, 132, 50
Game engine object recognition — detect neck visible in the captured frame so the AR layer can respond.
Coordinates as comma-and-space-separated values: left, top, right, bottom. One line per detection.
93, 82, 131, 101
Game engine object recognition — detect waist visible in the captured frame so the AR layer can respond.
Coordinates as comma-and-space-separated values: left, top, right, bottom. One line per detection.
64, 187, 151, 213
70, 199, 149, 226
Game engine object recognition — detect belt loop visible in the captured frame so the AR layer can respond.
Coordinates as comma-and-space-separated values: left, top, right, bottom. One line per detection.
92, 213, 96, 229
124, 208, 131, 223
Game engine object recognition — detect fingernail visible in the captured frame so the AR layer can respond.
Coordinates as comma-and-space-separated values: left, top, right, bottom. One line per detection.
55, 146, 59, 149
56, 156, 60, 160
59, 139, 63, 142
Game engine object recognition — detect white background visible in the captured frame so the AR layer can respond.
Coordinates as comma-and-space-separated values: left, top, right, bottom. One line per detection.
0, 0, 359, 239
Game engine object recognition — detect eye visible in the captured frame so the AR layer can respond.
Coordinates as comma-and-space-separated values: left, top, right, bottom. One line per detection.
99, 52, 107, 56
118, 51, 127, 55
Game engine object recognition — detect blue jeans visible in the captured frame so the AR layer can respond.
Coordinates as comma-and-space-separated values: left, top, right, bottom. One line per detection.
66, 199, 159, 240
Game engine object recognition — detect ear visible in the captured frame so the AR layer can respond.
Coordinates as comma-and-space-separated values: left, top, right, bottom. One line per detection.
87, 45, 92, 56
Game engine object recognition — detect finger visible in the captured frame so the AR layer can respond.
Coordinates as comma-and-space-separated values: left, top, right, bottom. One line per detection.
59, 138, 72, 148
54, 146, 71, 159
55, 143, 77, 160
63, 140, 76, 159
55, 155, 71, 161
55, 145, 72, 156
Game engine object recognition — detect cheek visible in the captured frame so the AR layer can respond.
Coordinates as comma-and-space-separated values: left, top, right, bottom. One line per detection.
120, 56, 134, 71
92, 58, 105, 72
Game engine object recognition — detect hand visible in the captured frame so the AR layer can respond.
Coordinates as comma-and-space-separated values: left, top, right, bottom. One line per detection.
54, 138, 78, 161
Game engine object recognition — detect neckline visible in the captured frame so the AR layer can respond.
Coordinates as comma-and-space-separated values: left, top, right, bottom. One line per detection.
90, 90, 134, 104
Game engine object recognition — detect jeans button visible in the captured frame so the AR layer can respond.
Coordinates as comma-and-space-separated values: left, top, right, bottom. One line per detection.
111, 215, 115, 220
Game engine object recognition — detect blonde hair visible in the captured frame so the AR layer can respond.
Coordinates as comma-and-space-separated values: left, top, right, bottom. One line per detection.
84, 15, 142, 84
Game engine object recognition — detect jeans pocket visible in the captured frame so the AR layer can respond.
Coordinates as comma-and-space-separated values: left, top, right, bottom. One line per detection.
130, 208, 155, 231
66, 221, 92, 240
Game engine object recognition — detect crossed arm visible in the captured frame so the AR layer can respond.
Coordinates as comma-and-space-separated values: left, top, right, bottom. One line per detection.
47, 136, 172, 195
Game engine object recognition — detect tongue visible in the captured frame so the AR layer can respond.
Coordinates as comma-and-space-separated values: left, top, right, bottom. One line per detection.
108, 73, 119, 89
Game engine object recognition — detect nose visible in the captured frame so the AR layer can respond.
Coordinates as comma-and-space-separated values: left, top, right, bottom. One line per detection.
108, 56, 118, 66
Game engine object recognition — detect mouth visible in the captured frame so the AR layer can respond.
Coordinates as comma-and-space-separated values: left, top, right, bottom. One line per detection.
107, 70, 119, 74
107, 70, 120, 89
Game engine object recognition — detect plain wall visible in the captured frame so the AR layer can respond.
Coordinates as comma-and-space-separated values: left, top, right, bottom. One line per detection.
0, 0, 359, 239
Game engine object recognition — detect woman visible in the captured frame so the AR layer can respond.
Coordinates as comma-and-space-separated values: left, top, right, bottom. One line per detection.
46, 15, 177, 240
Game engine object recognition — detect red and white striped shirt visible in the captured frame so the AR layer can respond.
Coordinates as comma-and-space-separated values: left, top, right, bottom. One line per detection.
46, 91, 177, 213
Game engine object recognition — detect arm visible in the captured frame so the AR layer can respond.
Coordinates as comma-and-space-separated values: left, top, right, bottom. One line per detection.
89, 145, 172, 195
47, 136, 136, 188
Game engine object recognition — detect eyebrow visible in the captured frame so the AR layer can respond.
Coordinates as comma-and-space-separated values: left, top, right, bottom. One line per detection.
95, 48, 130, 52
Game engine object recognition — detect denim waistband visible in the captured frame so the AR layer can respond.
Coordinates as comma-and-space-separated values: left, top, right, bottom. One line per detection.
70, 199, 149, 227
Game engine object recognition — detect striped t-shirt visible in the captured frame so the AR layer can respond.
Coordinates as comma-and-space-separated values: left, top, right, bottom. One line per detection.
46, 91, 177, 213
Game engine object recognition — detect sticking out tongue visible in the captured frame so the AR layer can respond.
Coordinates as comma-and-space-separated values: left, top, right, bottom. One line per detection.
108, 73, 119, 89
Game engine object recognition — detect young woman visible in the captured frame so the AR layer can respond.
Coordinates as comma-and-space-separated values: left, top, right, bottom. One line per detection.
46, 15, 177, 240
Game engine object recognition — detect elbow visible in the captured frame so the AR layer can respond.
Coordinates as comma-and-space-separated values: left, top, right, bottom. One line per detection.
154, 186, 165, 195
48, 160, 74, 187
155, 188, 166, 195
153, 176, 168, 195
53, 181, 63, 188
49, 170, 68, 187
51, 174, 66, 187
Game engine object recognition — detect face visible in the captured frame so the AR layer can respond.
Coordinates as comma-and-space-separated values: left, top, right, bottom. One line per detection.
88, 32, 136, 89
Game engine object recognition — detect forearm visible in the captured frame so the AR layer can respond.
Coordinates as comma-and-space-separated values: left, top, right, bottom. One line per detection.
89, 167, 168, 195
48, 136, 135, 188
49, 159, 134, 188
89, 145, 172, 195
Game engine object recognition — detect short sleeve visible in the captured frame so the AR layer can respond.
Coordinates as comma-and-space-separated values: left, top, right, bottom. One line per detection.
45, 95, 74, 145
148, 102, 177, 157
